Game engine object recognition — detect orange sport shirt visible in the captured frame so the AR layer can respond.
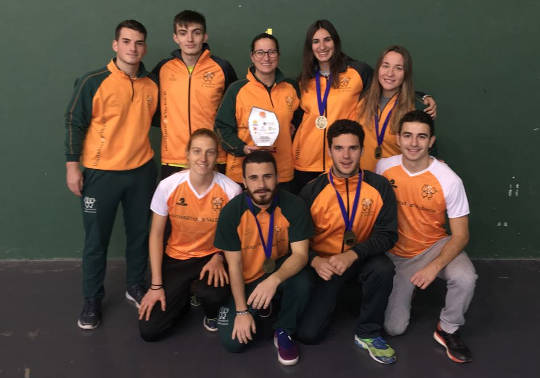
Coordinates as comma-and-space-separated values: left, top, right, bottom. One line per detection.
214, 190, 313, 283
150, 170, 242, 260
376, 155, 469, 258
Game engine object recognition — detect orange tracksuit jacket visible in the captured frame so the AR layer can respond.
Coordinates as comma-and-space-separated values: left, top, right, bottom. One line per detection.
292, 59, 373, 173
214, 67, 301, 183
300, 169, 397, 260
153, 45, 237, 166
65, 59, 157, 170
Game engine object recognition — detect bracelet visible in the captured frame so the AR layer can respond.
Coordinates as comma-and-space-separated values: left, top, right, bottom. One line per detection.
236, 310, 249, 316
150, 285, 163, 290
150, 283, 163, 287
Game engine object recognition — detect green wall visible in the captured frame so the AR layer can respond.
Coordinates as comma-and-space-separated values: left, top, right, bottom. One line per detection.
1, 0, 538, 259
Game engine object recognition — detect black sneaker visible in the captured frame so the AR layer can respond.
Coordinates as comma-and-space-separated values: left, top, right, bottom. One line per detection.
125, 284, 146, 309
77, 299, 102, 330
433, 323, 472, 363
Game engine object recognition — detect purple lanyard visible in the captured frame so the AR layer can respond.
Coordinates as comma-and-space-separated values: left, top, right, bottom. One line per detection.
246, 195, 276, 259
374, 94, 399, 147
315, 71, 332, 117
328, 170, 362, 232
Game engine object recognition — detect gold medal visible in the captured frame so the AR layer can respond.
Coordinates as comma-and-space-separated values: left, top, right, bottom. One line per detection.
315, 115, 328, 130
344, 230, 356, 247
375, 146, 382, 159
262, 258, 276, 274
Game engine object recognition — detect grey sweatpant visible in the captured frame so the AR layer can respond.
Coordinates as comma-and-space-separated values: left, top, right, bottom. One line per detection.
384, 237, 477, 335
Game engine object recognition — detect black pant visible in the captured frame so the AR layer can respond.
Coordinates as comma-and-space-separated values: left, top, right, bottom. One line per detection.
139, 254, 230, 342
217, 259, 313, 353
297, 254, 395, 344
81, 159, 157, 299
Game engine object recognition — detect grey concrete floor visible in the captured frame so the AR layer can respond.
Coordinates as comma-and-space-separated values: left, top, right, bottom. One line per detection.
0, 260, 538, 378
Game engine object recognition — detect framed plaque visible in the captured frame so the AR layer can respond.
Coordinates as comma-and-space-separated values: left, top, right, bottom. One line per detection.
248, 107, 280, 147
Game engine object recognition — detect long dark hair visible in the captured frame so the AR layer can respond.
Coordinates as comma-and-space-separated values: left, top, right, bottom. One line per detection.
299, 20, 347, 92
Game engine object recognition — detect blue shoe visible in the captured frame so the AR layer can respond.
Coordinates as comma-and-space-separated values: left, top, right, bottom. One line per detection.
354, 335, 396, 364
274, 329, 299, 366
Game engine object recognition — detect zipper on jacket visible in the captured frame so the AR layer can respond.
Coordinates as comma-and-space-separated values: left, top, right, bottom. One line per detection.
130, 78, 134, 102
187, 73, 192, 134
321, 76, 329, 172
341, 177, 351, 253
323, 128, 326, 171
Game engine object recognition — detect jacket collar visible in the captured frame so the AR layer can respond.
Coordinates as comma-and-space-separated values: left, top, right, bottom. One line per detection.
246, 66, 286, 88
171, 43, 210, 63
108, 59, 150, 78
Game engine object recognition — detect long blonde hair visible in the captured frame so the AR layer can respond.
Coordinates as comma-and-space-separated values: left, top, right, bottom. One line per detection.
359, 45, 415, 133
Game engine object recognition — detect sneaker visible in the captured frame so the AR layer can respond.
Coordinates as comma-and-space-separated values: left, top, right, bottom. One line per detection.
203, 316, 218, 332
433, 323, 472, 363
77, 299, 102, 330
125, 284, 145, 309
354, 335, 396, 364
190, 295, 201, 308
273, 329, 299, 366
258, 302, 272, 318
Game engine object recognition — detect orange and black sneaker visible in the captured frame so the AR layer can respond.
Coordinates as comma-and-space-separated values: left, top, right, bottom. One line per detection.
433, 323, 472, 363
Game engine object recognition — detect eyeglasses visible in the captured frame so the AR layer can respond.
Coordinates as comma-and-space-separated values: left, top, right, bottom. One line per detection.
252, 49, 279, 59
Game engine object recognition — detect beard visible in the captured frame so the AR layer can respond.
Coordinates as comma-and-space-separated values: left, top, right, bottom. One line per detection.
246, 186, 277, 207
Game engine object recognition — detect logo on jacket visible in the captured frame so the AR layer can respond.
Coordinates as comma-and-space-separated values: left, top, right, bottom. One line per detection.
176, 197, 188, 206
83, 196, 97, 213
361, 198, 373, 216
338, 77, 351, 89
388, 179, 398, 188
285, 95, 294, 111
421, 184, 437, 200
202, 71, 216, 87
146, 95, 153, 105
212, 197, 224, 211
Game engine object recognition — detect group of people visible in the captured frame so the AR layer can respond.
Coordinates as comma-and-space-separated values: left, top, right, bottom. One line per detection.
64, 10, 477, 367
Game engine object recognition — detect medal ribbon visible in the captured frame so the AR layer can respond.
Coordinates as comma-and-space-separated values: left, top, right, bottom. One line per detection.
316, 71, 332, 117
328, 170, 362, 232
374, 94, 400, 148
246, 195, 276, 259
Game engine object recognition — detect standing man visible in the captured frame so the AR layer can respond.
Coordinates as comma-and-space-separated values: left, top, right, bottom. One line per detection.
298, 119, 398, 365
65, 20, 158, 329
214, 151, 312, 366
153, 10, 237, 178
376, 110, 477, 363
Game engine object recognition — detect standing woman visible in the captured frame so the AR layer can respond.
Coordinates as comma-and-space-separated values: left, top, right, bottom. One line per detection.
215, 33, 301, 191
292, 20, 436, 191
292, 20, 373, 191
138, 129, 242, 341
358, 45, 436, 171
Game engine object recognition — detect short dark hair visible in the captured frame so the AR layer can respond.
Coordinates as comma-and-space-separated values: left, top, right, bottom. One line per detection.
242, 150, 277, 177
186, 128, 219, 151
398, 110, 435, 136
327, 119, 365, 148
115, 20, 147, 41
173, 10, 206, 33
250, 33, 280, 53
